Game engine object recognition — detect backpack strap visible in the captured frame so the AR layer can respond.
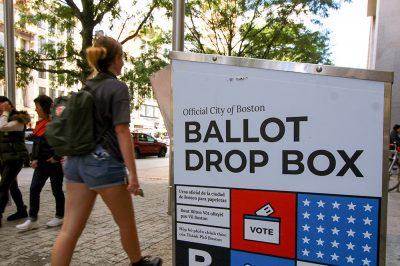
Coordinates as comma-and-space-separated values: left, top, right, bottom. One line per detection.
81, 72, 115, 93
81, 74, 114, 144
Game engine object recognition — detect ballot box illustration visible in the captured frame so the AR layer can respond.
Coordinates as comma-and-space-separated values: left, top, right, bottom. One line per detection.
243, 203, 280, 244
231, 190, 296, 259
244, 215, 280, 244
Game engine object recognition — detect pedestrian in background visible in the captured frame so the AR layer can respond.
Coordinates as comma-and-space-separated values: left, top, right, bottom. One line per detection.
0, 96, 30, 227
390, 124, 400, 145
51, 36, 162, 266
16, 95, 65, 231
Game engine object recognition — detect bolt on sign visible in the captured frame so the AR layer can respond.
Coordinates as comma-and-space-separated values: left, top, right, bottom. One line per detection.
170, 51, 393, 266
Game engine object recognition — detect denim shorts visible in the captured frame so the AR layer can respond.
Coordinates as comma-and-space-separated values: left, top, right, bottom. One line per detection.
64, 145, 127, 190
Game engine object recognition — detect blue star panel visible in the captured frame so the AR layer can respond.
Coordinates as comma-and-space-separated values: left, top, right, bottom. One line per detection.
297, 194, 379, 266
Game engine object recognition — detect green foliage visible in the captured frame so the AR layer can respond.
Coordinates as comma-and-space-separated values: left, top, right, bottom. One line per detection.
2, 0, 350, 107
1, 0, 168, 107
185, 0, 350, 63
121, 28, 169, 108
240, 21, 332, 64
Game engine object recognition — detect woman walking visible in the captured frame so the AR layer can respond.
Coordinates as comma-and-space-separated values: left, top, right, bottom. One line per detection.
0, 96, 30, 227
17, 95, 65, 231
51, 36, 162, 266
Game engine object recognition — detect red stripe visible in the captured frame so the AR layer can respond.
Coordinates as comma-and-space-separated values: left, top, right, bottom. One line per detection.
33, 119, 50, 136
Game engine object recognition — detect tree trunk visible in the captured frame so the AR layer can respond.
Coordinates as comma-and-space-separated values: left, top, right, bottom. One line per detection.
77, 24, 94, 80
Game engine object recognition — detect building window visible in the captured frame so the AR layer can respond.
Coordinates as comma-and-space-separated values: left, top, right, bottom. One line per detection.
38, 62, 46, 79
20, 39, 28, 51
140, 105, 159, 118
22, 88, 28, 107
49, 88, 56, 99
38, 37, 46, 53
39, 87, 46, 95
38, 70, 46, 79
49, 24, 55, 35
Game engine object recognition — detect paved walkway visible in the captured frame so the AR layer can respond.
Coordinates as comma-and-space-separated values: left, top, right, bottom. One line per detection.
0, 167, 172, 266
0, 165, 400, 265
386, 188, 400, 265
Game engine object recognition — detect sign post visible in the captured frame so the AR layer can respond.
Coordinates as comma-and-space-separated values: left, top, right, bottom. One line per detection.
3, 0, 16, 103
171, 52, 393, 265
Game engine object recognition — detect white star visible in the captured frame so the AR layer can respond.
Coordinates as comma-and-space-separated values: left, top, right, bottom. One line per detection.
316, 238, 324, 246
346, 242, 355, 250
303, 199, 310, 206
302, 249, 310, 256
347, 229, 356, 237
363, 231, 372, 239
302, 224, 310, 232
364, 203, 373, 212
331, 240, 340, 248
316, 251, 324, 258
302, 236, 310, 244
302, 211, 310, 219
364, 217, 373, 225
331, 227, 340, 235
362, 244, 371, 252
346, 255, 355, 263
316, 213, 325, 221
332, 201, 341, 209
348, 202, 356, 210
331, 253, 339, 261
347, 215, 356, 224
317, 200, 325, 207
362, 258, 371, 266
317, 225, 325, 233
332, 214, 340, 222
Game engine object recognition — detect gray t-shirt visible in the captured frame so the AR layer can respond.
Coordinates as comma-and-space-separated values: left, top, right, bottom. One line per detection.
86, 72, 131, 161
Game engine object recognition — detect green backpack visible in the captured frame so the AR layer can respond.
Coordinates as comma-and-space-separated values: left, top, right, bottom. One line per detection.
46, 88, 96, 156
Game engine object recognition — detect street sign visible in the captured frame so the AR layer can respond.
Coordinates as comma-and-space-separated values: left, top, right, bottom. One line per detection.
171, 52, 393, 266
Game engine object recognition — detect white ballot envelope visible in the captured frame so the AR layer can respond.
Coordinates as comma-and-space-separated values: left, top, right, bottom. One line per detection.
244, 215, 280, 244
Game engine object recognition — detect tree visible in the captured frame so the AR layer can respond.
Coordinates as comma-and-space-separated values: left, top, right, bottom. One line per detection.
0, 0, 169, 104
121, 28, 170, 105
185, 0, 350, 64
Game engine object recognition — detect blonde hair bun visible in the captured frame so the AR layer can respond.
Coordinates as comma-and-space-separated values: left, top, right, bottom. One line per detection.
85, 36, 122, 75
86, 46, 107, 71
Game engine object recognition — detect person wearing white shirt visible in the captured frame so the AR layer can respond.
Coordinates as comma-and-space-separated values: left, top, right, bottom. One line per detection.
0, 96, 30, 227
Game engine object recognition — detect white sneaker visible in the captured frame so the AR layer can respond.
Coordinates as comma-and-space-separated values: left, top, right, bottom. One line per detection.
46, 217, 63, 227
16, 219, 38, 231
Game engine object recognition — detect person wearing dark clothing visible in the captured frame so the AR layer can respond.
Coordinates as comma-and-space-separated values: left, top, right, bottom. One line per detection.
0, 96, 30, 227
16, 95, 65, 231
390, 124, 400, 145
0, 161, 26, 221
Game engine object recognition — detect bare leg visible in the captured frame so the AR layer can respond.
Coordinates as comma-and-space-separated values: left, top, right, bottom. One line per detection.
51, 183, 97, 266
96, 184, 142, 263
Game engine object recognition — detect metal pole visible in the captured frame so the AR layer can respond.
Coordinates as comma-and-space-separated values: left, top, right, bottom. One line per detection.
4, 0, 16, 103
171, 1, 184, 265
172, 0, 184, 51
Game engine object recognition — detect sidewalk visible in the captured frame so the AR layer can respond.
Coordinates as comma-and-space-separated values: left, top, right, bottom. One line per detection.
386, 190, 400, 265
0, 167, 172, 266
0, 166, 399, 265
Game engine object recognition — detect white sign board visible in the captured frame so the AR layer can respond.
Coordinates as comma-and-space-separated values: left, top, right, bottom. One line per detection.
172, 53, 390, 266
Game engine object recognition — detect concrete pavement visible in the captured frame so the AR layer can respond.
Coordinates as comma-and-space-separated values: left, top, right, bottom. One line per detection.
0, 156, 172, 266
0, 155, 400, 265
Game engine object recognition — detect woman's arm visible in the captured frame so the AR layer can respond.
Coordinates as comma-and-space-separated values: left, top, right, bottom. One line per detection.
0, 111, 24, 131
115, 123, 141, 195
